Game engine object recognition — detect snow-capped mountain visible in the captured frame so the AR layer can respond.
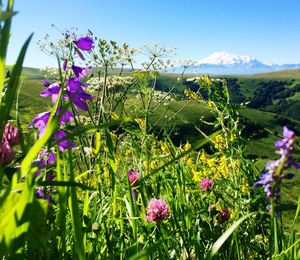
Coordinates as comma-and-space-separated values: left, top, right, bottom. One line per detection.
174, 51, 300, 75
198, 51, 256, 65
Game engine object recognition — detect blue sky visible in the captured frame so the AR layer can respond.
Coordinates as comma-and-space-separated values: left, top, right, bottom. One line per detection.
6, 0, 300, 68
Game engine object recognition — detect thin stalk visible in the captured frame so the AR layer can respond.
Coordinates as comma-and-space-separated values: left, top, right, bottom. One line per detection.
67, 148, 85, 260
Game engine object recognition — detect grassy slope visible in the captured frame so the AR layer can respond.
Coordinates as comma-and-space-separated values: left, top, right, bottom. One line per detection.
17, 68, 300, 229
247, 68, 300, 79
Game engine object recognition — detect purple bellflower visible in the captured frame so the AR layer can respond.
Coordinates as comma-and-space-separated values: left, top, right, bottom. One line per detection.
40, 82, 61, 103
75, 36, 94, 51
54, 130, 74, 152
72, 65, 92, 79
67, 78, 93, 111
32, 111, 51, 137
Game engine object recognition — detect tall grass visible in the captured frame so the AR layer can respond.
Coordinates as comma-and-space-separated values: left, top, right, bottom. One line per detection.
0, 5, 299, 259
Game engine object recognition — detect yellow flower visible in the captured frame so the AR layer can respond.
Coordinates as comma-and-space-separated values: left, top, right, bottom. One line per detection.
219, 156, 229, 178
199, 75, 212, 87
186, 158, 194, 169
183, 141, 191, 151
212, 134, 226, 151
241, 179, 249, 193
135, 118, 145, 131
192, 169, 201, 182
160, 141, 170, 155
150, 160, 158, 170
111, 112, 120, 120
103, 167, 109, 178
184, 88, 201, 100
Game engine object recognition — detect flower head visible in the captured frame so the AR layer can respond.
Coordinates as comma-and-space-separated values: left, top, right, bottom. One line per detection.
128, 169, 140, 185
75, 36, 94, 51
3, 122, 19, 146
36, 188, 44, 198
0, 140, 15, 166
40, 82, 61, 103
200, 178, 214, 191
146, 198, 170, 223
54, 130, 74, 152
72, 65, 92, 79
67, 78, 93, 111
32, 111, 51, 137
57, 108, 73, 124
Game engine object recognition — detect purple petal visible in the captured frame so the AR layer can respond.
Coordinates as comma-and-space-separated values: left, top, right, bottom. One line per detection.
283, 126, 295, 139
72, 97, 89, 111
55, 130, 74, 151
37, 188, 44, 198
42, 80, 51, 88
253, 181, 264, 188
275, 140, 287, 150
32, 111, 51, 137
40, 83, 61, 103
67, 78, 82, 92
75, 36, 94, 51
58, 109, 73, 124
63, 59, 67, 71
72, 65, 92, 79
48, 152, 56, 164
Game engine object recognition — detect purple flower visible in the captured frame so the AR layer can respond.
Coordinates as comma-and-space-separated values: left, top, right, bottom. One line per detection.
0, 140, 15, 166
36, 188, 44, 198
254, 126, 299, 215
37, 149, 56, 167
146, 198, 170, 223
54, 130, 74, 151
200, 178, 214, 191
32, 109, 73, 137
128, 169, 140, 185
40, 82, 61, 103
75, 36, 94, 51
42, 80, 51, 88
35, 149, 56, 177
57, 108, 73, 124
67, 78, 93, 111
3, 122, 19, 146
72, 65, 92, 79
32, 111, 51, 137
36, 188, 51, 205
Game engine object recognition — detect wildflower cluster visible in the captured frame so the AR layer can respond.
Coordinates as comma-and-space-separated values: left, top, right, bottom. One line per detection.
32, 36, 94, 151
254, 126, 299, 215
190, 150, 235, 182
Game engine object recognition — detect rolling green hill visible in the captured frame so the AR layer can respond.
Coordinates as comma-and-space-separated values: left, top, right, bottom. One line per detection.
247, 68, 300, 79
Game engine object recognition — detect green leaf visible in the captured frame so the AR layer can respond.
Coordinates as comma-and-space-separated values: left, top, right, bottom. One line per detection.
0, 10, 17, 21
26, 199, 48, 250
0, 33, 33, 131
0, 0, 14, 101
206, 212, 256, 259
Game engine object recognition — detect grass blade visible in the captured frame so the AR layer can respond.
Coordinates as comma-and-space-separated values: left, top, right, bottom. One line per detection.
207, 212, 256, 259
